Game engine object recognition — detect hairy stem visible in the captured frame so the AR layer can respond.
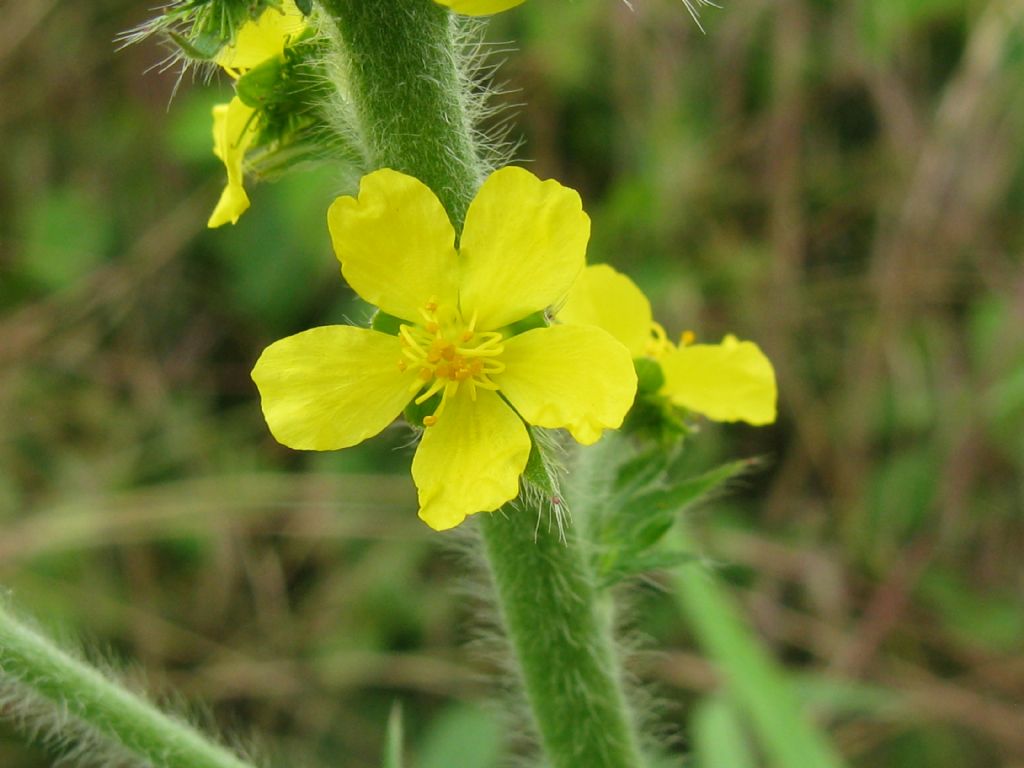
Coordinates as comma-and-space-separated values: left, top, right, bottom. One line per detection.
481, 508, 648, 768
0, 603, 257, 768
318, 0, 482, 228
319, 1, 647, 764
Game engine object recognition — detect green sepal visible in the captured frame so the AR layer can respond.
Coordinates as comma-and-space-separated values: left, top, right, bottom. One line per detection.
634, 356, 665, 395
403, 392, 439, 428
235, 57, 286, 109
371, 310, 404, 335
505, 310, 548, 337
621, 392, 689, 444
294, 0, 313, 14
522, 426, 557, 497
169, 30, 224, 61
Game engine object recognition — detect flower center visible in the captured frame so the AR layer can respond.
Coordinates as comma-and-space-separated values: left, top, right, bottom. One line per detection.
398, 301, 505, 426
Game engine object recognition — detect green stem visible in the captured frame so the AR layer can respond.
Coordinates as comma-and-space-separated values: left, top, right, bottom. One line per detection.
319, 1, 647, 764
0, 603, 257, 768
481, 509, 648, 768
319, 0, 482, 228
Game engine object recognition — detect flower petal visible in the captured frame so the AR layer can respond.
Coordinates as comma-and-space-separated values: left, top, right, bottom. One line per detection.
208, 181, 251, 228
412, 389, 530, 531
434, 0, 526, 15
497, 325, 637, 445
557, 264, 653, 358
215, 0, 306, 73
660, 335, 777, 425
208, 98, 257, 228
328, 169, 459, 322
459, 167, 589, 330
251, 326, 418, 450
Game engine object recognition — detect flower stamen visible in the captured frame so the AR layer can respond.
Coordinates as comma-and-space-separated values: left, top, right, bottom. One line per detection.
400, 301, 506, 426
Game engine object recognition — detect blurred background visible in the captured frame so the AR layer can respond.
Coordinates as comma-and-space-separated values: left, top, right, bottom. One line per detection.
2, 0, 1023, 765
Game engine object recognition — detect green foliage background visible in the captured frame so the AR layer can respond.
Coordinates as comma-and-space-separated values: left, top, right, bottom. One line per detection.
1, 0, 1023, 765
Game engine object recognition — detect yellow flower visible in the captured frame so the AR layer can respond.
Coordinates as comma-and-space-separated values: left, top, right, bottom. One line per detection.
208, 97, 259, 228
558, 264, 777, 426
251, 167, 637, 531
214, 0, 306, 77
207, 1, 305, 227
433, 0, 526, 15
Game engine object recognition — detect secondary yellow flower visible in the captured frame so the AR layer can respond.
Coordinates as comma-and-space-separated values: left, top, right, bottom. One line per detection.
558, 264, 777, 425
214, 0, 306, 77
252, 167, 637, 530
208, 97, 259, 228
434, 0, 526, 14
208, 0, 306, 227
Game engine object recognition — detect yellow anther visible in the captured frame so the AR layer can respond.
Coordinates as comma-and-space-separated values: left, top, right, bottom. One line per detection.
680, 330, 695, 346
422, 415, 438, 427
400, 306, 507, 412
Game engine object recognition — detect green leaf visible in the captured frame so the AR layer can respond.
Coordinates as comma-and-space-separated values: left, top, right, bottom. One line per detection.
672, 524, 847, 768
610, 460, 751, 553
692, 696, 757, 768
383, 702, 403, 768
416, 704, 501, 768
613, 446, 671, 494
793, 676, 905, 720
632, 459, 752, 518
599, 549, 697, 587
168, 30, 223, 61
597, 459, 752, 586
